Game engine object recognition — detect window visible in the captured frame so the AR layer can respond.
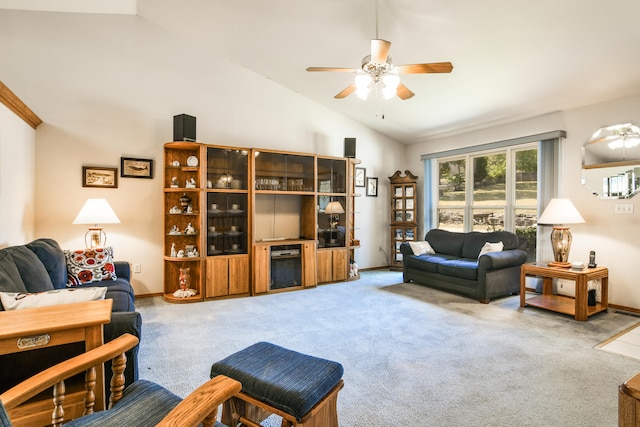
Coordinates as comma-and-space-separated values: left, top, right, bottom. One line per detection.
436, 145, 538, 260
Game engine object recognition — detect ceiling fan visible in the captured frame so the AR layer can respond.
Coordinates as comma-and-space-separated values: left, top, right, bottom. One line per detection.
306, 2, 453, 101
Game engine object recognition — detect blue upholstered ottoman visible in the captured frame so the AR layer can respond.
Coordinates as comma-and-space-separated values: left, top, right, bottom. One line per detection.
210, 342, 344, 427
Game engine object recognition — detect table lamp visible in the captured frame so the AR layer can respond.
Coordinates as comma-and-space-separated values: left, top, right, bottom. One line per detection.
537, 198, 585, 268
324, 201, 345, 244
73, 198, 121, 248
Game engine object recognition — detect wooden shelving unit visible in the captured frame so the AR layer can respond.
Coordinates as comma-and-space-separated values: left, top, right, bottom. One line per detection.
389, 170, 418, 271
163, 142, 205, 303
163, 144, 359, 303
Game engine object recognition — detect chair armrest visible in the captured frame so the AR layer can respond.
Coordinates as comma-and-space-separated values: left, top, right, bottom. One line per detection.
157, 375, 242, 427
478, 249, 528, 270
0, 334, 139, 411
114, 262, 130, 282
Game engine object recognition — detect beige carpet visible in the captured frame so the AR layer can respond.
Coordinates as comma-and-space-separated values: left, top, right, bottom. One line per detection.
135, 270, 640, 426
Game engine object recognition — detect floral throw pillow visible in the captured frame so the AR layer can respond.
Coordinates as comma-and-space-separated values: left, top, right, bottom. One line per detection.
65, 247, 117, 286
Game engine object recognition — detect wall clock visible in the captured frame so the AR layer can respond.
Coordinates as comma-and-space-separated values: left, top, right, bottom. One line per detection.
366, 177, 378, 197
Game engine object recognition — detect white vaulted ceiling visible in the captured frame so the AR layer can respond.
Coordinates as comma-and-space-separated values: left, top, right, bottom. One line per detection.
2, 0, 640, 143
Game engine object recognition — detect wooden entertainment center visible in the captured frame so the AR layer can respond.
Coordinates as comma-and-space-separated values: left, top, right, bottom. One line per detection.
163, 142, 360, 303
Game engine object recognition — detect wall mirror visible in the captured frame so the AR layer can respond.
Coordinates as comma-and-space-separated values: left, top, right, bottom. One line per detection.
582, 123, 640, 199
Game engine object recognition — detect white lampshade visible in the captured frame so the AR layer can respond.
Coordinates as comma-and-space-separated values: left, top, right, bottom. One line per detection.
538, 199, 585, 225
73, 199, 120, 248
73, 199, 121, 225
324, 201, 345, 215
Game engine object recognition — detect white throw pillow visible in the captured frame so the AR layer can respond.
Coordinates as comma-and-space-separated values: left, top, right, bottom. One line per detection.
409, 241, 436, 256
478, 241, 504, 259
0, 287, 107, 311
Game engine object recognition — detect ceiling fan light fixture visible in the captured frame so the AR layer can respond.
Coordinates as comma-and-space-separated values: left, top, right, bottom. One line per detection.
382, 73, 400, 99
355, 73, 372, 100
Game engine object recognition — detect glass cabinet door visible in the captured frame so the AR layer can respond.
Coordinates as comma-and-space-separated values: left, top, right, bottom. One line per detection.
206, 147, 249, 190
255, 151, 315, 192
317, 158, 346, 193
207, 191, 248, 256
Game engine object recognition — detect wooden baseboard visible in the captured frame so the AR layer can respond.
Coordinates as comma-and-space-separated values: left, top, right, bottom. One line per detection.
609, 303, 640, 316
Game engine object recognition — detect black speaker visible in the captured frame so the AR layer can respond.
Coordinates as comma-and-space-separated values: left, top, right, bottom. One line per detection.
173, 114, 196, 142
344, 137, 356, 158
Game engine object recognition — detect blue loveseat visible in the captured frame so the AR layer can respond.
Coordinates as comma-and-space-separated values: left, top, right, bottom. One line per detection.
400, 229, 528, 303
0, 238, 141, 392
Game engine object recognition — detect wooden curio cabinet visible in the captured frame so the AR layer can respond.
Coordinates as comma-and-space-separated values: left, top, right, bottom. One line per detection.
389, 170, 418, 271
163, 142, 205, 303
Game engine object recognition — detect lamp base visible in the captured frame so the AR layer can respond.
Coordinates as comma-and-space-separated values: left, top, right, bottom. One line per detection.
547, 261, 572, 268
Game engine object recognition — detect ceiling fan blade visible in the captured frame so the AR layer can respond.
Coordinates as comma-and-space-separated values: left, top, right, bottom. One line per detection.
306, 67, 358, 73
371, 39, 391, 64
334, 84, 357, 99
395, 62, 454, 74
396, 83, 415, 100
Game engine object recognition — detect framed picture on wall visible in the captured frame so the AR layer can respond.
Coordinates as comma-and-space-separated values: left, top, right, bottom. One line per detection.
355, 167, 366, 187
366, 177, 378, 197
121, 157, 154, 179
82, 166, 118, 188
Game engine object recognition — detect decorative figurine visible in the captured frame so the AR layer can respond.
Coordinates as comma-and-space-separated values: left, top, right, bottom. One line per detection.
185, 223, 196, 235
179, 193, 192, 212
169, 225, 180, 235
185, 178, 196, 188
169, 206, 182, 214
170, 243, 177, 257
170, 176, 179, 187
186, 204, 193, 213
176, 249, 185, 258
173, 267, 197, 298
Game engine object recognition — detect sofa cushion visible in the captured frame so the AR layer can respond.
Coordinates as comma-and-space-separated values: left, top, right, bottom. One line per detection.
0, 287, 107, 310
425, 229, 465, 257
65, 247, 117, 286
405, 253, 458, 273
478, 241, 504, 259
437, 258, 479, 281
0, 251, 28, 310
408, 241, 435, 255
26, 238, 68, 289
74, 279, 135, 312
3, 246, 54, 293
462, 231, 520, 259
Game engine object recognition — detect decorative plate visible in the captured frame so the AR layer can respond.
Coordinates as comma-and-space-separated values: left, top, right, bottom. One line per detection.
186, 156, 198, 167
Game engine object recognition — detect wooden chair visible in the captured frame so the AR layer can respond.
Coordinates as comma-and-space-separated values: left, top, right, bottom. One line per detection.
0, 333, 241, 427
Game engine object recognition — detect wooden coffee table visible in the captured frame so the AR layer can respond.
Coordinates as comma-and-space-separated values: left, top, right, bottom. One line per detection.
0, 299, 113, 425
520, 263, 608, 321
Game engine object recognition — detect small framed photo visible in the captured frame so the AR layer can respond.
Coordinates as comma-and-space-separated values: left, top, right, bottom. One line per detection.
121, 157, 154, 179
82, 166, 117, 188
366, 177, 378, 197
355, 167, 366, 187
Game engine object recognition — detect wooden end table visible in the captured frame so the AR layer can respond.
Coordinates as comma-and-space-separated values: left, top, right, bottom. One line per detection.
0, 299, 113, 425
520, 263, 608, 321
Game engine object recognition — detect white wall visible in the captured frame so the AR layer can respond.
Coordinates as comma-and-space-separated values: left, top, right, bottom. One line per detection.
405, 93, 640, 308
0, 12, 403, 295
0, 102, 36, 247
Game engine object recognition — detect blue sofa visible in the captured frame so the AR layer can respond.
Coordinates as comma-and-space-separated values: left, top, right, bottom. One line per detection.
400, 229, 528, 303
0, 238, 141, 392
